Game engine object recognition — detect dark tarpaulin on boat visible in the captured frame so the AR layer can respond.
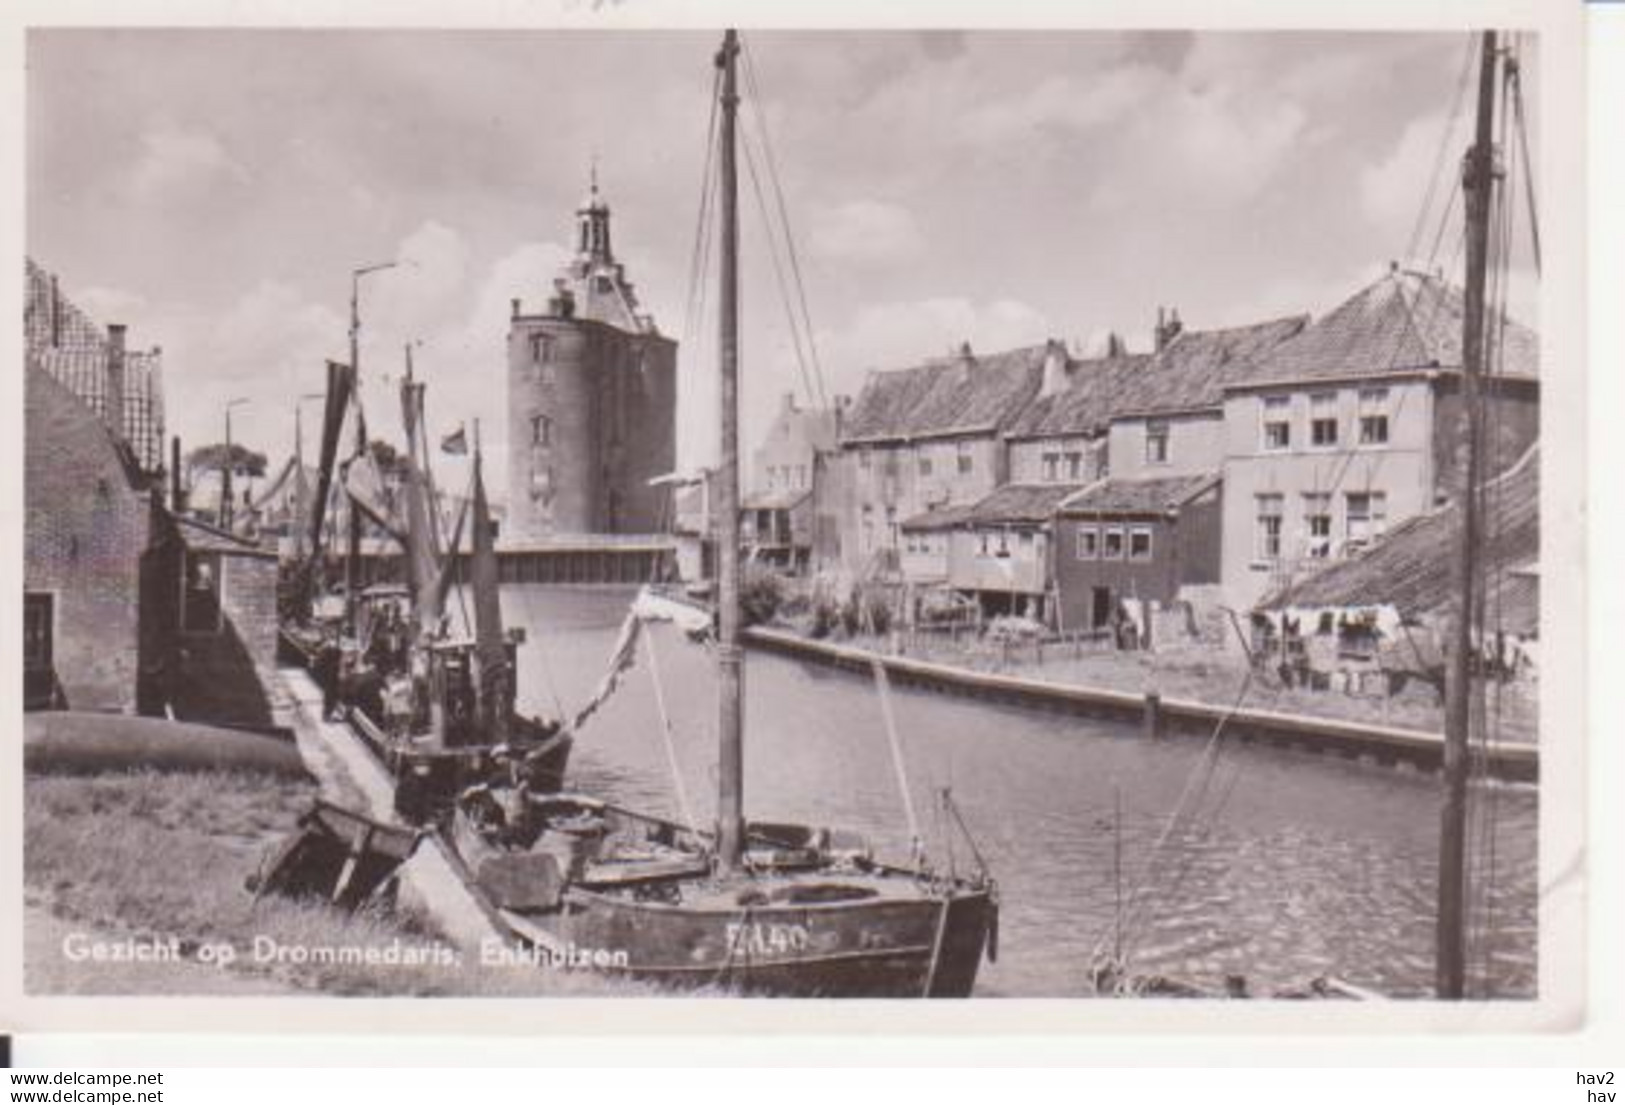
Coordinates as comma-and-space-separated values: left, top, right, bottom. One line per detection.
308, 359, 353, 556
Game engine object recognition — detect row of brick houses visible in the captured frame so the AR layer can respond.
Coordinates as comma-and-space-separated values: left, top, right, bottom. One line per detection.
796, 265, 1539, 640
23, 259, 284, 726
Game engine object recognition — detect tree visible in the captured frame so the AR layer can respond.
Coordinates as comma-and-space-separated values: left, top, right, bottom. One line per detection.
368, 438, 411, 479
186, 442, 268, 481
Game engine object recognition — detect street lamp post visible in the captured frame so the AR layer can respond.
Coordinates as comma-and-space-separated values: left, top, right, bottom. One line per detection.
344, 260, 401, 635
222, 398, 250, 531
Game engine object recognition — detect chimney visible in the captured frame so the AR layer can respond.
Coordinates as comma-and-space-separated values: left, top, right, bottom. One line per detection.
956, 341, 975, 385
1154, 306, 1183, 352
1039, 337, 1071, 398
105, 324, 127, 446
833, 394, 851, 439
511, 298, 522, 319
171, 435, 184, 512
49, 275, 62, 347
1106, 331, 1128, 358
782, 391, 798, 415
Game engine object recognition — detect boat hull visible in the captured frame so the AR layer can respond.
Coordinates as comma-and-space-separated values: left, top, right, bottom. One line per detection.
493, 880, 996, 998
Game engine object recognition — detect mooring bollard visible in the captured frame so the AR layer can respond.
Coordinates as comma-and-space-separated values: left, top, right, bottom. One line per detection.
1143, 690, 1163, 740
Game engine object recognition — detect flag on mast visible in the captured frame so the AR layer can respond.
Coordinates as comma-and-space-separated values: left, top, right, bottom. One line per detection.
441, 425, 468, 455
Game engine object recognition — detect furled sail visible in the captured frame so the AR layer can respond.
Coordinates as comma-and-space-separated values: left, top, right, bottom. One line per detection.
342, 450, 406, 546
399, 378, 441, 635
308, 359, 354, 556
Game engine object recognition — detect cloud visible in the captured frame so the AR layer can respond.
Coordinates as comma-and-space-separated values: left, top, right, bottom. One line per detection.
959, 66, 1160, 146
1088, 81, 1307, 212
128, 119, 248, 202
75, 286, 151, 328
1360, 111, 1450, 236
809, 199, 923, 264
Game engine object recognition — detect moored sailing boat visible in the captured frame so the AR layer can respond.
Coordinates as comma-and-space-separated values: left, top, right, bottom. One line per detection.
278, 333, 572, 821
344, 358, 573, 821
445, 30, 999, 997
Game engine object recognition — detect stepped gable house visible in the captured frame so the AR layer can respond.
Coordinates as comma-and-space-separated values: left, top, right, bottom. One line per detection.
1219, 267, 1539, 612
743, 392, 838, 574
23, 260, 168, 713
506, 178, 678, 540
831, 341, 1047, 572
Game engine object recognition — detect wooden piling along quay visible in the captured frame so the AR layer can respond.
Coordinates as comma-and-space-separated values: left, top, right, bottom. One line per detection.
744, 628, 1538, 784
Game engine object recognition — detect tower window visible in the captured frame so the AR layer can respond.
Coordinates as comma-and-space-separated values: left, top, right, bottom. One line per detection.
530, 334, 554, 366
531, 414, 551, 447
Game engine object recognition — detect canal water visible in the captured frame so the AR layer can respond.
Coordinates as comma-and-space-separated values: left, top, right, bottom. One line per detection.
502, 585, 1538, 999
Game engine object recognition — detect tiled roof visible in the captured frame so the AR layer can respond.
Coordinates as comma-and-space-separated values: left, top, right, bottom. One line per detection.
901, 483, 1088, 531
741, 488, 810, 511
1259, 445, 1538, 632
1233, 269, 1539, 389
24, 259, 167, 476
899, 502, 980, 533
1114, 315, 1308, 415
840, 344, 1047, 443
174, 513, 277, 557
961, 482, 1089, 525
1002, 352, 1150, 439
24, 258, 106, 350
1059, 474, 1219, 515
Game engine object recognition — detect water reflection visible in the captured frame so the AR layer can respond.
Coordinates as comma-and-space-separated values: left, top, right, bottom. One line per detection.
502, 585, 1537, 998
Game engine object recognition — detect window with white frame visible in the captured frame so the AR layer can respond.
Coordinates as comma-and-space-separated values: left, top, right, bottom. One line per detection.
1128, 526, 1153, 561
1262, 396, 1292, 451
1042, 452, 1060, 482
1345, 491, 1388, 546
1075, 526, 1099, 560
1145, 420, 1170, 465
1309, 392, 1339, 447
1358, 387, 1391, 445
1255, 493, 1284, 560
1065, 451, 1084, 480
957, 441, 974, 475
918, 453, 933, 477
1102, 527, 1125, 560
182, 551, 225, 634
1302, 492, 1333, 558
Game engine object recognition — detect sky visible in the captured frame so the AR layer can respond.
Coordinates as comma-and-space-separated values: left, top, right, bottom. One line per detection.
26, 29, 1540, 503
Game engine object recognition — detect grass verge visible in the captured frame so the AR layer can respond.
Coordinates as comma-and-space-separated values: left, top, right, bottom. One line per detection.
26, 768, 659, 997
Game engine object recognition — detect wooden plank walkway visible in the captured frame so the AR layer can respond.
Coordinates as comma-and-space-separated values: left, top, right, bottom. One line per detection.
279, 668, 509, 953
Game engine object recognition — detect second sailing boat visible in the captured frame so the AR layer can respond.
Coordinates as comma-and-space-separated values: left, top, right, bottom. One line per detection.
445, 30, 999, 997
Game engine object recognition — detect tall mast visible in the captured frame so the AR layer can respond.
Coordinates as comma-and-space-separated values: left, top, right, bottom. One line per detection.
1437, 28, 1498, 1001
345, 273, 366, 636
715, 28, 745, 871
344, 261, 399, 635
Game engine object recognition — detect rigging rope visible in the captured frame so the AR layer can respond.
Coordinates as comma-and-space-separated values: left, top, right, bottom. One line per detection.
682, 66, 723, 357
1405, 35, 1479, 266
1509, 41, 1542, 275
742, 39, 831, 411
643, 624, 700, 834
740, 125, 823, 415
870, 659, 924, 867
1089, 670, 1255, 971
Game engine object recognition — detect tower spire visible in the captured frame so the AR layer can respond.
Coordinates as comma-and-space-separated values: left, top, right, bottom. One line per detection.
575, 158, 613, 263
